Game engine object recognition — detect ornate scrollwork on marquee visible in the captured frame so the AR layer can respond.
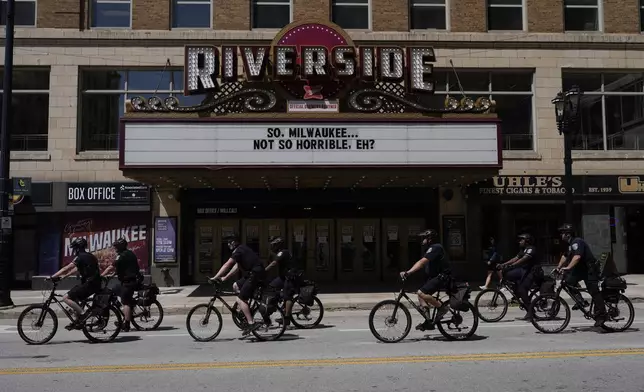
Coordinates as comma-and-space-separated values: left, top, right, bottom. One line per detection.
346, 83, 493, 114
130, 82, 278, 114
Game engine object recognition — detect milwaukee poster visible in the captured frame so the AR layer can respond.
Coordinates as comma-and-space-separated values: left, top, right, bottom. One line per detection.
61, 212, 150, 272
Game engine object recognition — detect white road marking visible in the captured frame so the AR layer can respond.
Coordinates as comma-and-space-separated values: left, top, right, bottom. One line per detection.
0, 326, 16, 334
145, 333, 191, 337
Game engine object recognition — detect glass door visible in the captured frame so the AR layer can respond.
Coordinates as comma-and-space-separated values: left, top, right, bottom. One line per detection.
382, 219, 425, 282
336, 219, 380, 283
312, 219, 335, 283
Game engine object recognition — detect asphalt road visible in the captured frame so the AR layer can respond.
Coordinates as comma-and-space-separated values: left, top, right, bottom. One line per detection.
1, 306, 644, 392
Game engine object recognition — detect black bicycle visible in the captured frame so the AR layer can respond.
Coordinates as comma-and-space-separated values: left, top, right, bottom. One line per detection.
17, 277, 122, 345
231, 275, 324, 330
368, 276, 478, 343
474, 277, 542, 322
98, 276, 164, 331
529, 270, 635, 333
186, 279, 287, 342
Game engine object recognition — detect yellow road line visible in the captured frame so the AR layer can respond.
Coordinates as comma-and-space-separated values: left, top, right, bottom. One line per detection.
1, 348, 644, 375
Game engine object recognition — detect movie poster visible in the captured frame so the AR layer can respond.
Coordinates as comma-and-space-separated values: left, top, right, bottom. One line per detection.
61, 212, 150, 272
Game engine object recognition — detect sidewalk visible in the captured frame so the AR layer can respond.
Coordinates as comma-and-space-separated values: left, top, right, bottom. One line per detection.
1, 275, 643, 319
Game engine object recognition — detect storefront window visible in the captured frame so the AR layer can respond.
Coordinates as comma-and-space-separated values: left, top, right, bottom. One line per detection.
562, 70, 644, 151
432, 69, 535, 151
0, 67, 50, 151
79, 69, 207, 151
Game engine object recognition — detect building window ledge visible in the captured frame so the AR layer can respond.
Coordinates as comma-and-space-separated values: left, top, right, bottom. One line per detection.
75, 151, 119, 161
572, 151, 644, 160
10, 151, 51, 161
503, 151, 541, 160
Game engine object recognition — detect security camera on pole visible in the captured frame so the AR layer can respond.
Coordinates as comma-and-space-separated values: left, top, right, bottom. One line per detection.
552, 85, 582, 226
0, 0, 17, 308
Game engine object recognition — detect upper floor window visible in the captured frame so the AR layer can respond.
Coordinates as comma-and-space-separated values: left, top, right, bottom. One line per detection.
91, 0, 132, 28
487, 0, 524, 31
564, 0, 602, 32
430, 69, 535, 151
562, 71, 644, 151
410, 0, 447, 30
172, 0, 211, 28
0, 68, 50, 152
252, 0, 291, 29
0, 0, 36, 27
331, 0, 370, 30
79, 69, 206, 152
640, 0, 643, 32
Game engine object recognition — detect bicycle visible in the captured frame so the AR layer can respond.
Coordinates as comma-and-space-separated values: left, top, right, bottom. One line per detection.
230, 274, 324, 330
97, 276, 164, 331
186, 278, 287, 342
368, 276, 478, 343
16, 277, 122, 345
529, 270, 635, 334
474, 272, 543, 322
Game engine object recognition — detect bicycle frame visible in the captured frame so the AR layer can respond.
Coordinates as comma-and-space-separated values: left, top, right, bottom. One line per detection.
38, 283, 80, 326
498, 279, 539, 309
393, 286, 444, 322
554, 278, 595, 319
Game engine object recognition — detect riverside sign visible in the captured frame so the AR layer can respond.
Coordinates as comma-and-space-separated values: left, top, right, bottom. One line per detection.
183, 25, 437, 96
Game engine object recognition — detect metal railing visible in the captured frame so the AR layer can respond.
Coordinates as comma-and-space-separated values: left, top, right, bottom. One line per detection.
10, 134, 47, 151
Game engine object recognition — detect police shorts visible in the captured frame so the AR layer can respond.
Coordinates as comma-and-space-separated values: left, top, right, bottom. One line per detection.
119, 281, 141, 307
236, 270, 265, 302
67, 281, 101, 302
270, 276, 297, 301
419, 276, 446, 295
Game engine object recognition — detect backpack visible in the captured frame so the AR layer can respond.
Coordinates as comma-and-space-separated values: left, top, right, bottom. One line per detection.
448, 282, 471, 312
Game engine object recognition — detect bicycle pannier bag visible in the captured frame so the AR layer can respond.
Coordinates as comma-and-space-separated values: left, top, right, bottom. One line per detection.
137, 284, 160, 307
260, 289, 280, 315
449, 283, 471, 312
540, 276, 556, 296
93, 289, 113, 313
298, 282, 317, 307
602, 276, 627, 291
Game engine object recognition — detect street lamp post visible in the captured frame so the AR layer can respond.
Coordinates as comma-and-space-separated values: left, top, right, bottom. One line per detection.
552, 86, 582, 226
0, 0, 17, 308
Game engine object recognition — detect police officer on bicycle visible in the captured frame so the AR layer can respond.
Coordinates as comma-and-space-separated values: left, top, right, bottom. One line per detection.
556, 223, 607, 327
399, 229, 451, 331
211, 236, 266, 335
266, 236, 297, 326
497, 233, 540, 321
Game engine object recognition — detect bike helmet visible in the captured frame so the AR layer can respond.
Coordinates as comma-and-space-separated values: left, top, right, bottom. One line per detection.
112, 237, 128, 251
70, 237, 88, 250
269, 236, 285, 251
558, 223, 575, 235
418, 229, 439, 241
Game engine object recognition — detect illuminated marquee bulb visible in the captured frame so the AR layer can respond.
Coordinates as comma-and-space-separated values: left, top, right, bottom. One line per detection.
223, 47, 235, 79
334, 47, 355, 76
185, 46, 217, 92
302, 47, 327, 76
379, 48, 404, 79
243, 47, 267, 78
410, 47, 436, 93
276, 47, 295, 76
361, 48, 374, 79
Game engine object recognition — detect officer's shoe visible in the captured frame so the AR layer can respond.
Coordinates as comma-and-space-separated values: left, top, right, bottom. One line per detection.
415, 320, 435, 331
593, 315, 607, 328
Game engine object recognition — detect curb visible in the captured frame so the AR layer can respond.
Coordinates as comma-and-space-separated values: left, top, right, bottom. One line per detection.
1, 298, 642, 319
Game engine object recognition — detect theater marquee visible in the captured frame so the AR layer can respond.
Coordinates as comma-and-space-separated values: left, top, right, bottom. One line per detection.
121, 121, 500, 167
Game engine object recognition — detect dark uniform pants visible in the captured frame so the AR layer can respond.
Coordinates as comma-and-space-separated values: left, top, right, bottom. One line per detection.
505, 267, 534, 310
565, 268, 607, 319
269, 276, 298, 301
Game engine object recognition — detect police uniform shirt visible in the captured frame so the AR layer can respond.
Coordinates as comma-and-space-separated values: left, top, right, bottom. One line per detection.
568, 237, 596, 272
115, 249, 140, 282
423, 243, 450, 278
516, 245, 537, 268
231, 244, 263, 273
274, 249, 293, 278
73, 252, 100, 283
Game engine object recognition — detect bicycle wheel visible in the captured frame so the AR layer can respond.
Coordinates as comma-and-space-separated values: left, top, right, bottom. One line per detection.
436, 302, 479, 341
131, 300, 164, 331
474, 289, 508, 322
368, 300, 412, 343
17, 304, 58, 345
600, 294, 635, 332
186, 304, 223, 342
251, 305, 287, 341
82, 305, 122, 343
231, 301, 259, 330
290, 296, 324, 329
529, 294, 571, 334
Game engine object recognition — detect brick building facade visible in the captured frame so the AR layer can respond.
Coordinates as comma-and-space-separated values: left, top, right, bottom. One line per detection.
2, 0, 644, 287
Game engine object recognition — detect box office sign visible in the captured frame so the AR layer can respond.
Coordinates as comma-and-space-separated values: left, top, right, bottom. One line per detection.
122, 122, 500, 167
67, 182, 150, 205
475, 176, 644, 197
